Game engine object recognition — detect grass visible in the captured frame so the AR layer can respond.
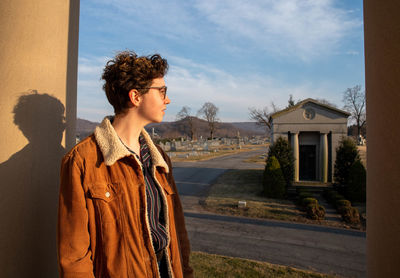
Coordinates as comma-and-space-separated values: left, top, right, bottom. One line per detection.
190, 251, 337, 278
203, 169, 364, 229
204, 169, 307, 223
171, 144, 266, 162
243, 153, 267, 164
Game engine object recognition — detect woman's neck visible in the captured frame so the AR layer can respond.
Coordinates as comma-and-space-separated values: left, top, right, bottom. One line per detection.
112, 112, 145, 155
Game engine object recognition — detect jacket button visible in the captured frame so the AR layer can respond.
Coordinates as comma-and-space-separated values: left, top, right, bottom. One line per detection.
105, 192, 111, 198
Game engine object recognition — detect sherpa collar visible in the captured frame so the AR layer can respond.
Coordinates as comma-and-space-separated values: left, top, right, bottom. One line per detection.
94, 116, 169, 173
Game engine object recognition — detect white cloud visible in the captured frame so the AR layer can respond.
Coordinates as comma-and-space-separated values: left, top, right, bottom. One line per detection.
77, 56, 113, 122
194, 0, 362, 60
164, 56, 340, 121
346, 50, 359, 55
78, 54, 342, 122
87, 0, 201, 41
84, 0, 362, 61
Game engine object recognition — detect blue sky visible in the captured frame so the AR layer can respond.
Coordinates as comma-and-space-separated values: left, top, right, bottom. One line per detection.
77, 0, 364, 122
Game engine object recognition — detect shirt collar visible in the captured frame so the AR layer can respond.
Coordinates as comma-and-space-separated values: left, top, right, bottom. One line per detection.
93, 116, 169, 173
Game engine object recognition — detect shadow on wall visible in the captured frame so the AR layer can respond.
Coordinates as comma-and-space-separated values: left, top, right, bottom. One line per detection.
0, 91, 65, 277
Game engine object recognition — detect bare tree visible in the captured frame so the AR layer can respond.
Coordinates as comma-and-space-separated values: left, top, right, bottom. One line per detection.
248, 102, 279, 131
342, 85, 366, 137
197, 102, 219, 139
270, 102, 279, 113
176, 106, 196, 140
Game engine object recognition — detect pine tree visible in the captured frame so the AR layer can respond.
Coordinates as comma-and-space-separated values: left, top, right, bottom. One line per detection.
263, 156, 286, 199
268, 137, 294, 189
334, 137, 361, 186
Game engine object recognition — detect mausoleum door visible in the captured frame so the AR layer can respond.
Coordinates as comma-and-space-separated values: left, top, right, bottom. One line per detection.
299, 145, 317, 181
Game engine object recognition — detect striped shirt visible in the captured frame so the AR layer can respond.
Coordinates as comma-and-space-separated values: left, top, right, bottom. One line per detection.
121, 135, 168, 253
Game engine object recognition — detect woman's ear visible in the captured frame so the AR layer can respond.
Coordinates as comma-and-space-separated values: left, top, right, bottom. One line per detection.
128, 89, 141, 107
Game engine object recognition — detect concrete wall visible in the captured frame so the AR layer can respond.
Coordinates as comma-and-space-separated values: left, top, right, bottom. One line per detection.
275, 123, 347, 134
274, 103, 348, 125
273, 103, 348, 135
364, 0, 400, 277
0, 1, 79, 277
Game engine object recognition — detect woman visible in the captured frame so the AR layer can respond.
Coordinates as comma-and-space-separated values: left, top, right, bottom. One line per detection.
58, 51, 193, 278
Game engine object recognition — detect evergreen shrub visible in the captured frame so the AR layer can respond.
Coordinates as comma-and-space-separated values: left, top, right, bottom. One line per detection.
263, 156, 286, 199
268, 137, 295, 189
336, 199, 351, 208
336, 200, 352, 214
341, 206, 361, 224
332, 194, 346, 208
322, 188, 360, 224
334, 137, 361, 186
297, 191, 313, 206
306, 203, 326, 220
301, 197, 318, 207
345, 160, 366, 203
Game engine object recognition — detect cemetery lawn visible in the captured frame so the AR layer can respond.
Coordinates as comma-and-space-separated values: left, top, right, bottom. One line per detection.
191, 251, 337, 278
243, 153, 267, 164
171, 145, 265, 162
203, 169, 305, 222
203, 169, 362, 229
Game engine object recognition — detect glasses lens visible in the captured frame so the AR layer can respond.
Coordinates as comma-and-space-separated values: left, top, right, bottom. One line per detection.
161, 87, 167, 99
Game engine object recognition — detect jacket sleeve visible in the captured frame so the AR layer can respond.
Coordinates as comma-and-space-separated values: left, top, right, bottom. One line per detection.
160, 149, 194, 278
58, 152, 95, 278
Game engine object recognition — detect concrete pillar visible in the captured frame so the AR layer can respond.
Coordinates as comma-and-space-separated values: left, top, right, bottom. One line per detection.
291, 132, 299, 182
0, 1, 79, 277
364, 0, 400, 277
319, 133, 328, 183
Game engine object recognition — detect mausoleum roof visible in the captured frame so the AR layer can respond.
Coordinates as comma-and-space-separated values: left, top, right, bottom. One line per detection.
269, 98, 350, 121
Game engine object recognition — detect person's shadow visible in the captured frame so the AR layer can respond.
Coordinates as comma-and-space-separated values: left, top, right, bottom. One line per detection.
0, 91, 66, 277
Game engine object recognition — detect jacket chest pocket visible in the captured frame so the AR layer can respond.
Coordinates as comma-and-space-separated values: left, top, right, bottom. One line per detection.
88, 182, 123, 224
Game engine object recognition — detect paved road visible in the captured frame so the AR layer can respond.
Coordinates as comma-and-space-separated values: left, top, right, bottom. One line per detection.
172, 148, 366, 278
185, 213, 365, 278
173, 148, 266, 171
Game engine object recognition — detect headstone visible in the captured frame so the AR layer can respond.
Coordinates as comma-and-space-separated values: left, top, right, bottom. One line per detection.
170, 140, 176, 151
164, 142, 171, 151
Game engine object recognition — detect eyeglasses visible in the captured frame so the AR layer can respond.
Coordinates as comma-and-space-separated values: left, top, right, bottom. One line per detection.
137, 86, 167, 100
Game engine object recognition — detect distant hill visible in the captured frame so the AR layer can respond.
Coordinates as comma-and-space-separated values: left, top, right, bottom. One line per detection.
147, 117, 267, 139
229, 122, 268, 134
76, 118, 99, 139
76, 117, 267, 140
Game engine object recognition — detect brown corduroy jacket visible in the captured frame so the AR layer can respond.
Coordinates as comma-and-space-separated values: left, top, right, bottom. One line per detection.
58, 117, 193, 278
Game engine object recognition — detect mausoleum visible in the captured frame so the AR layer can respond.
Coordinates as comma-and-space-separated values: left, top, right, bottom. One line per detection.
269, 98, 350, 183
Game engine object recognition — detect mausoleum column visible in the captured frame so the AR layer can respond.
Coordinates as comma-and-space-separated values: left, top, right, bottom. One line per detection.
0, 1, 79, 277
320, 133, 328, 183
291, 132, 299, 182
365, 0, 400, 276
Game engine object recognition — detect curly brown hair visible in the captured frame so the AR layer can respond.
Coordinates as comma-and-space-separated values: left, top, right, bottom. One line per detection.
101, 51, 169, 114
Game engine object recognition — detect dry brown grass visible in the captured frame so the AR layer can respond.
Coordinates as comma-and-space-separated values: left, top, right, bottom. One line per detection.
170, 144, 266, 162
191, 251, 338, 278
203, 169, 365, 229
243, 154, 267, 164
204, 169, 308, 223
